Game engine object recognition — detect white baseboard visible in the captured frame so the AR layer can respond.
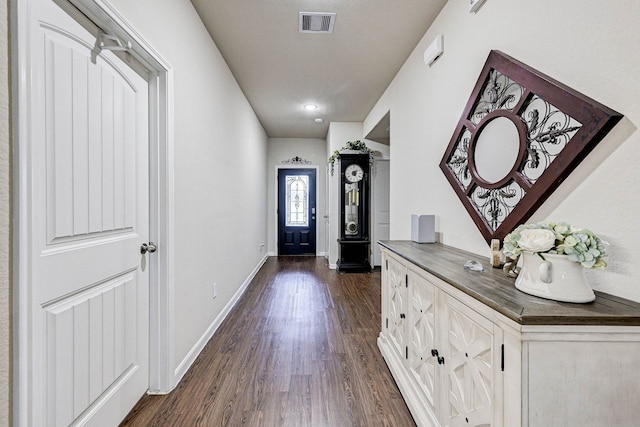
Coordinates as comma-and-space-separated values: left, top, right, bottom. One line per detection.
269, 251, 327, 257
173, 254, 269, 383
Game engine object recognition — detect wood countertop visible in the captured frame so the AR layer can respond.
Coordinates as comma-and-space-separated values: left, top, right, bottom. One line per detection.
378, 240, 640, 326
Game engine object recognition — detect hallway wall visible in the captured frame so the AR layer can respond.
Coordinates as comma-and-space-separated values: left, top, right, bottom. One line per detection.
0, 0, 10, 423
365, 0, 640, 301
107, 0, 269, 373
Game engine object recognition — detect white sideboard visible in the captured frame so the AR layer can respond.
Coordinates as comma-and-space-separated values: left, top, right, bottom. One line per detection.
378, 241, 640, 427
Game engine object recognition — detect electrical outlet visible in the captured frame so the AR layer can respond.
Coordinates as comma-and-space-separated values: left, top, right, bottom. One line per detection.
213, 283, 217, 299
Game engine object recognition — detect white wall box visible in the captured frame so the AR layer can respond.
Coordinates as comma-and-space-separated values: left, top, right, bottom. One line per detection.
423, 35, 444, 66
411, 214, 435, 243
378, 241, 640, 427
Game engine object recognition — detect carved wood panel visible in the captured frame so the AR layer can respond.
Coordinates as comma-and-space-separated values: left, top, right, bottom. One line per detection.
387, 256, 406, 359
407, 271, 437, 410
442, 296, 494, 427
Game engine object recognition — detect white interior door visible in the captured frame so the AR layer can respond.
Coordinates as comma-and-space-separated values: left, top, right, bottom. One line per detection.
325, 168, 331, 260
24, 0, 150, 425
372, 159, 390, 266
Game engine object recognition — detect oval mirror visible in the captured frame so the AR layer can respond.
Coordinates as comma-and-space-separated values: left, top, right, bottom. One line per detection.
473, 116, 520, 184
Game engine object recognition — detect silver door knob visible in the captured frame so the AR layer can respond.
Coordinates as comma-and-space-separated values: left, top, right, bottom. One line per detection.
140, 242, 157, 254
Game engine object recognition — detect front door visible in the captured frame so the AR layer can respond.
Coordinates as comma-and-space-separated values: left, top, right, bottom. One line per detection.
22, 0, 150, 425
278, 168, 317, 255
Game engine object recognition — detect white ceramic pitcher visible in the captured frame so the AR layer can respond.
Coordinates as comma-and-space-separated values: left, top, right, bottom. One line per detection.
515, 252, 595, 303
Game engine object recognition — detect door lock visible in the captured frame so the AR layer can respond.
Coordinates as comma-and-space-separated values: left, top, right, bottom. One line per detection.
140, 242, 157, 254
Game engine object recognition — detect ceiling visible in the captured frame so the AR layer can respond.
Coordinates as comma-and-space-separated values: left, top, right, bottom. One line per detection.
190, 0, 448, 139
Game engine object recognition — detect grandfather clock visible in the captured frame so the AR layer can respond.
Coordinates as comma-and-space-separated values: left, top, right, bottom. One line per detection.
337, 153, 372, 273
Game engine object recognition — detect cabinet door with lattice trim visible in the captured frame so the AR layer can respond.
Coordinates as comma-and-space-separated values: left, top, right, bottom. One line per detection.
386, 255, 407, 361
407, 270, 437, 412
440, 294, 496, 427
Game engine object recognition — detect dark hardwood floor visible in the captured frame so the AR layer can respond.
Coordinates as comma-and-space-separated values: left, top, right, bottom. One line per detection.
121, 256, 415, 426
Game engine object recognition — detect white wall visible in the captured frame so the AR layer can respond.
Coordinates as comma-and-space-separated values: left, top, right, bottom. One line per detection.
326, 122, 364, 159
267, 138, 327, 255
107, 0, 269, 368
365, 0, 640, 302
363, 139, 391, 159
0, 0, 10, 423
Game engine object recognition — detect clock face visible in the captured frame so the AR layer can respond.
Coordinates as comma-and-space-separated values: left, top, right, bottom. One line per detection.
345, 164, 364, 183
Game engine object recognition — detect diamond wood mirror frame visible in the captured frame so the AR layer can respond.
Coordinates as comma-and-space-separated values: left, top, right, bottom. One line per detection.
440, 50, 623, 244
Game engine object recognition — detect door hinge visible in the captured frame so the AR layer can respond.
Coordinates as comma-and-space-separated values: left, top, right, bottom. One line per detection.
405, 274, 408, 287
501, 344, 505, 371
405, 346, 408, 360
386, 318, 388, 329
385, 259, 388, 270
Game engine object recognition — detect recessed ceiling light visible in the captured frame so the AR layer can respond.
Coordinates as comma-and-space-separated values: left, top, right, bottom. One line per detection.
314, 118, 324, 123
304, 104, 318, 111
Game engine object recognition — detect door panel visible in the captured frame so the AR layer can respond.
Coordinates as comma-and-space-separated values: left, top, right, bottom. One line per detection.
44, 271, 141, 424
44, 25, 138, 243
277, 168, 316, 255
26, 0, 150, 425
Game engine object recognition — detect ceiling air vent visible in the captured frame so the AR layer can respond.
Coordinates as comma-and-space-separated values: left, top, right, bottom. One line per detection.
299, 12, 336, 34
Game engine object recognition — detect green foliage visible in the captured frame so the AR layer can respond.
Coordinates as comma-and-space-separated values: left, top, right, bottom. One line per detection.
328, 140, 375, 175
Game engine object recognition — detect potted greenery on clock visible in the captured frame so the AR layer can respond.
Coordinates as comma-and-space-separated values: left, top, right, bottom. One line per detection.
328, 140, 375, 175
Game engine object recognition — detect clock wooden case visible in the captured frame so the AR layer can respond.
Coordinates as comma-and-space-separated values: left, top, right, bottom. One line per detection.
337, 153, 372, 273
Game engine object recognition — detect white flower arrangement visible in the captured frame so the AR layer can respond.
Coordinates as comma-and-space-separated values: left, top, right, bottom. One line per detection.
502, 221, 607, 269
